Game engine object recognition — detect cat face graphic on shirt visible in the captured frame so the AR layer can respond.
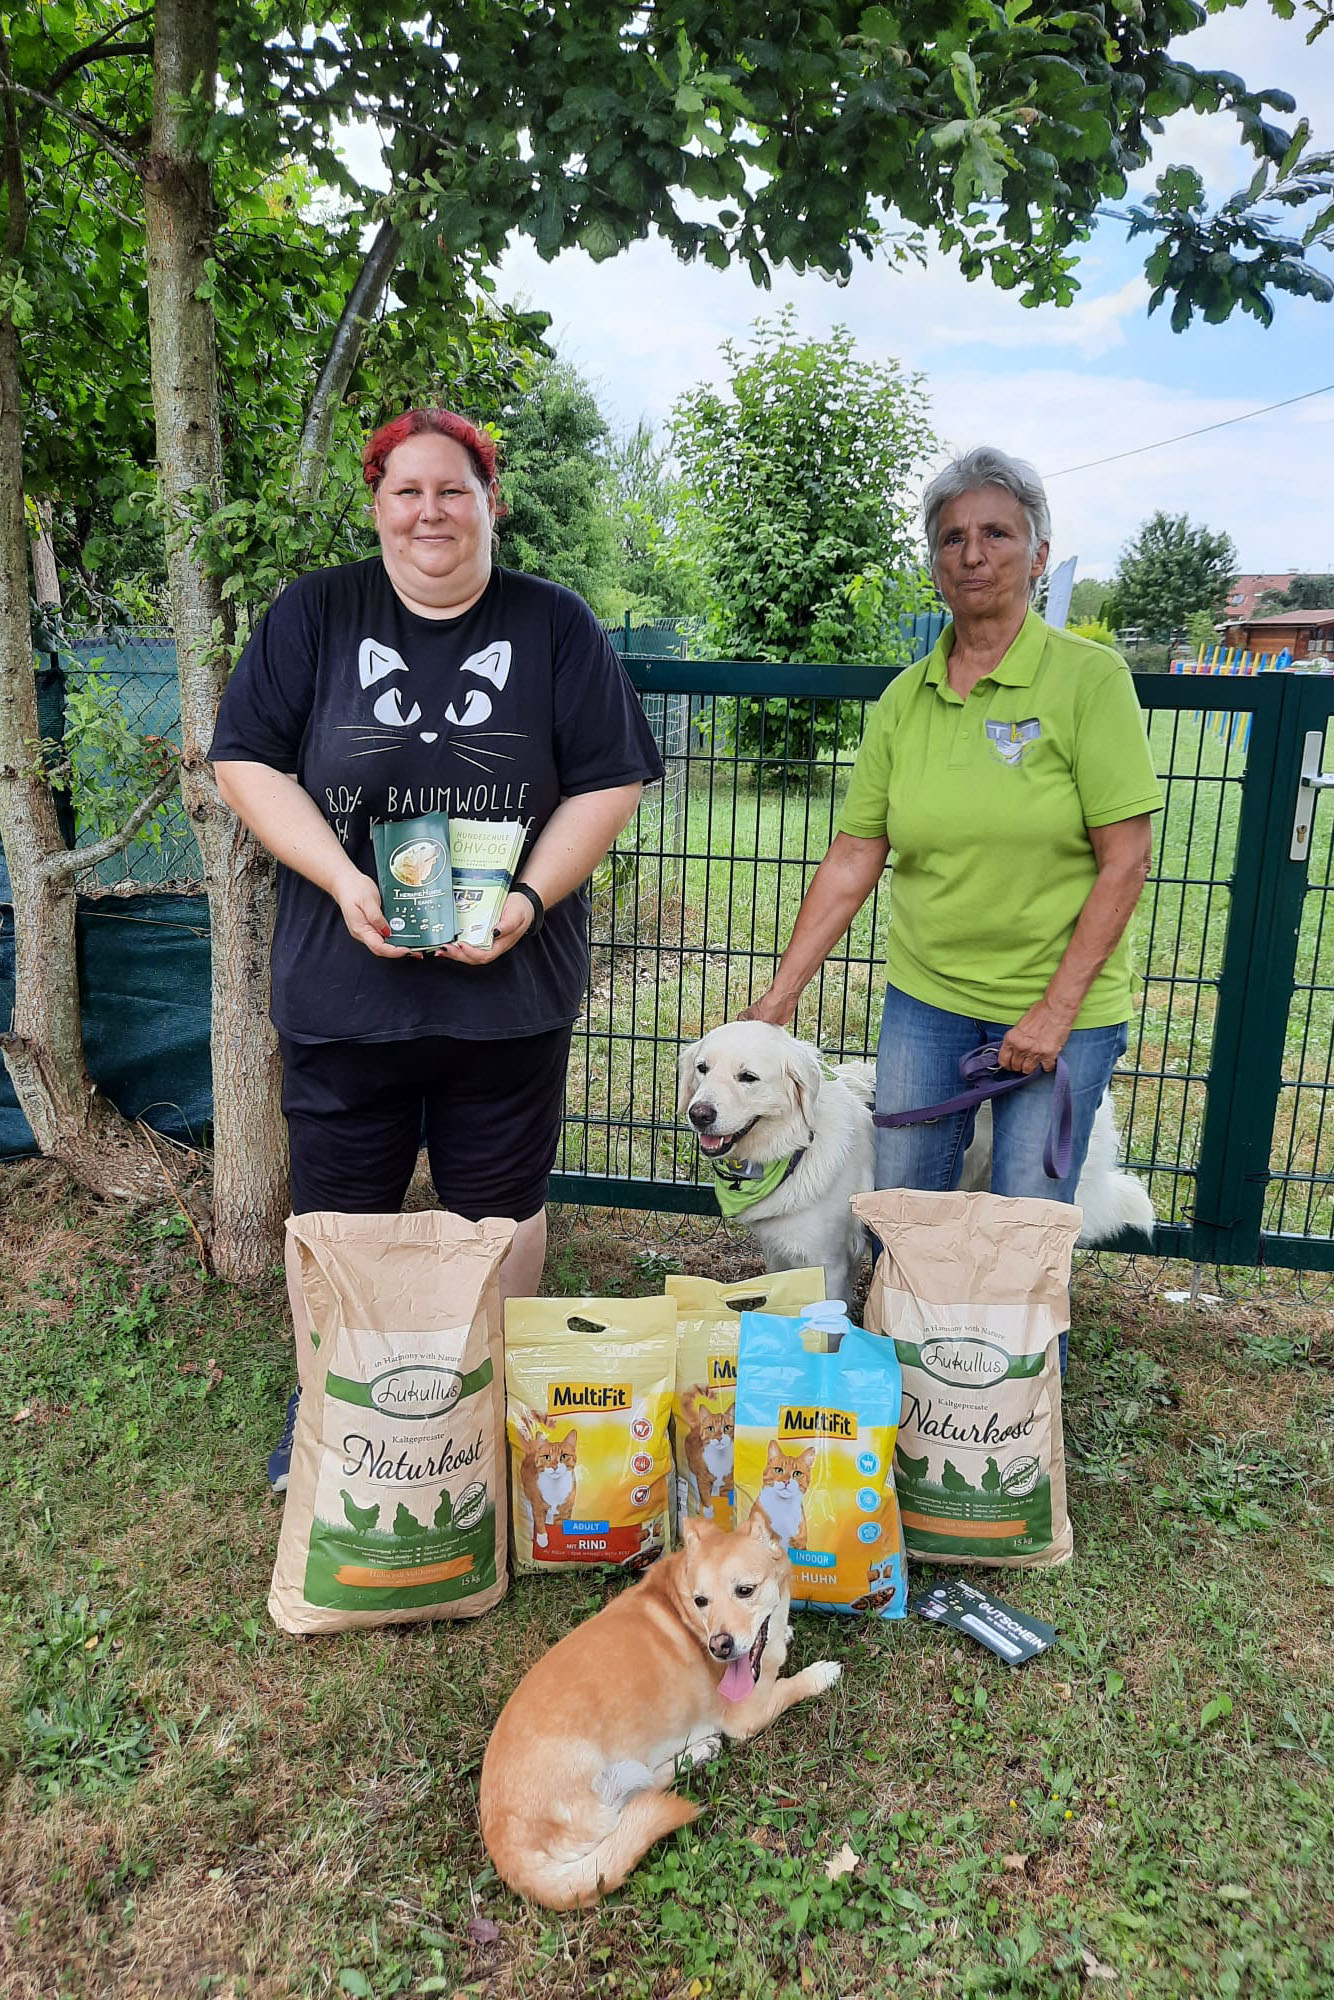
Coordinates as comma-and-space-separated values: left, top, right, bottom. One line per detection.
356, 637, 513, 742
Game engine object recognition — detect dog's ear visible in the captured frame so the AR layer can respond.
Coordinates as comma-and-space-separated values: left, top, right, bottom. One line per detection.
784, 1042, 824, 1133
680, 1514, 706, 1551
676, 1038, 704, 1118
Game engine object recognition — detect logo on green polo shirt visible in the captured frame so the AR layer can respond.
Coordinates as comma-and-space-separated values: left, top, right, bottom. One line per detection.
985, 717, 1042, 766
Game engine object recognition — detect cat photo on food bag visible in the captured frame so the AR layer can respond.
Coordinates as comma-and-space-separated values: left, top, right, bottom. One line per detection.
753, 1441, 814, 1551
679, 1391, 734, 1519
517, 1422, 579, 1554
667, 1271, 827, 1535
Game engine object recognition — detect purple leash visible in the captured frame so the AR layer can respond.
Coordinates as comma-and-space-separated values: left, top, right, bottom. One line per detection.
872, 1041, 1074, 1181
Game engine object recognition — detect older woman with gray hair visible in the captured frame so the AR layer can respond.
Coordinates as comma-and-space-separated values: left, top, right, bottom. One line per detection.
745, 445, 1162, 1233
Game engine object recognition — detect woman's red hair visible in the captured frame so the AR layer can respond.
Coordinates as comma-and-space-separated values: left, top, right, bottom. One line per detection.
362, 409, 499, 492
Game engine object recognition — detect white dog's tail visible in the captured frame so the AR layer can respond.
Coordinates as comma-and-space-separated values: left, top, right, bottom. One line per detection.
1076, 1169, 1154, 1248
830, 1059, 877, 1109
486, 1790, 700, 1910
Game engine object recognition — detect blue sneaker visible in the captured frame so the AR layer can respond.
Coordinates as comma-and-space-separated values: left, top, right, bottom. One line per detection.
268, 1387, 301, 1492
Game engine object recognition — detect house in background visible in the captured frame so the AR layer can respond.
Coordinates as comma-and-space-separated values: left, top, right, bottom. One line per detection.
1223, 573, 1299, 621
1222, 607, 1334, 661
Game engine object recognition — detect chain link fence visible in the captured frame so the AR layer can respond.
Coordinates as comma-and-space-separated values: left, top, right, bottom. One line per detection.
58, 638, 203, 889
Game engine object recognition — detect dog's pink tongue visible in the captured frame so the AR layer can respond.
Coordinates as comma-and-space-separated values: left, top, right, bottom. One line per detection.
717, 1655, 753, 1703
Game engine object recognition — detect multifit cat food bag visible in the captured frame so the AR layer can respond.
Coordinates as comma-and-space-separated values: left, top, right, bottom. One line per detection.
504, 1297, 676, 1574
733, 1311, 908, 1619
854, 1189, 1081, 1569
667, 1269, 827, 1532
270, 1210, 514, 1634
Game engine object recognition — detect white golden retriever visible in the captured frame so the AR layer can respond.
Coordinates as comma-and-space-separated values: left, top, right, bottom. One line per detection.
678, 1020, 1153, 1302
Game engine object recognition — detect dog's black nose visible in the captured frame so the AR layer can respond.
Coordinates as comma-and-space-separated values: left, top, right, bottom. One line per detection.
689, 1102, 715, 1131
709, 1633, 735, 1661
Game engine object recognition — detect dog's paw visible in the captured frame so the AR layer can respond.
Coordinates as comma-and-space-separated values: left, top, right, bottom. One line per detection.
808, 1660, 842, 1694
684, 1732, 723, 1767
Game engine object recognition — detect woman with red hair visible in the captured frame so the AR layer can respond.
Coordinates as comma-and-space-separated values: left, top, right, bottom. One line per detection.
210, 408, 663, 1487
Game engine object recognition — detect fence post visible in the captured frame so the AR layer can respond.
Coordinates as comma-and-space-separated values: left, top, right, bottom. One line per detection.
1185, 673, 1318, 1263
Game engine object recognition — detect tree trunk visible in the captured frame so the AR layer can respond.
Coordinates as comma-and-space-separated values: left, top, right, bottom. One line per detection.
29, 497, 60, 607
0, 38, 162, 1200
143, 0, 287, 1281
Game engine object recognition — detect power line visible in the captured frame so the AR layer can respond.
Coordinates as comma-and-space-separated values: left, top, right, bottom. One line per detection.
1043, 380, 1334, 479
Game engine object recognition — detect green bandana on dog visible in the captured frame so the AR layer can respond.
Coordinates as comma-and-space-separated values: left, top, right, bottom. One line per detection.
707, 1148, 806, 1219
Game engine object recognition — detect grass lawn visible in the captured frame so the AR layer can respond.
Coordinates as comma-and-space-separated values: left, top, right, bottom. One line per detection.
2, 1164, 1332, 2000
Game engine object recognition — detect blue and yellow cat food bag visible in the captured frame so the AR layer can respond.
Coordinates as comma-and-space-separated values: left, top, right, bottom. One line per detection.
504, 1297, 676, 1575
666, 1270, 827, 1532
733, 1311, 909, 1619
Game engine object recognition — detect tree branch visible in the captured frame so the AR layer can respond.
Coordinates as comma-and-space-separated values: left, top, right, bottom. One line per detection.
47, 44, 153, 95
42, 760, 181, 881
45, 9, 154, 95
0, 79, 139, 176
292, 214, 402, 504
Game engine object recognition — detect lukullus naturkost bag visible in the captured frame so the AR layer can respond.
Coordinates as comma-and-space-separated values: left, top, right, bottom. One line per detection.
270, 1210, 514, 1633
854, 1188, 1081, 1569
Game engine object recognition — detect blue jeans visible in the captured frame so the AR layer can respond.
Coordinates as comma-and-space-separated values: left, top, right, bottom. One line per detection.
873, 986, 1130, 1372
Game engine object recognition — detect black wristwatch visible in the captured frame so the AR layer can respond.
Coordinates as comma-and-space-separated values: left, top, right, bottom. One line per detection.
512, 881, 545, 936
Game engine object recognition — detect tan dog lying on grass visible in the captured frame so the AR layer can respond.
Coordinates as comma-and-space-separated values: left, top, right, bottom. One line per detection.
479, 1513, 841, 1909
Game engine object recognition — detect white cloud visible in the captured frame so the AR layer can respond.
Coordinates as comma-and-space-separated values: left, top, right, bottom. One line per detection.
923, 370, 1334, 576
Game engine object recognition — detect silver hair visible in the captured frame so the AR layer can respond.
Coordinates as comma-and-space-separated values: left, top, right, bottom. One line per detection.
923, 447, 1052, 586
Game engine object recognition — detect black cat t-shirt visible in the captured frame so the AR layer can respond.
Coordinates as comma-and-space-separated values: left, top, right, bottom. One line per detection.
209, 560, 664, 1043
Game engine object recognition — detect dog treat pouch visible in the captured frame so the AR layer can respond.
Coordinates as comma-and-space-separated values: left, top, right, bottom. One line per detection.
854, 1189, 1081, 1569
504, 1297, 676, 1574
733, 1310, 909, 1619
667, 1269, 827, 1532
371, 812, 457, 949
270, 1210, 514, 1634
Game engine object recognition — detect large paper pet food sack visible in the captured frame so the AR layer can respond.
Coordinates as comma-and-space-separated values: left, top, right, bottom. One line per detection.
504, 1297, 676, 1574
270, 1211, 515, 1634
667, 1269, 827, 1532
854, 1189, 1081, 1569
733, 1309, 909, 1619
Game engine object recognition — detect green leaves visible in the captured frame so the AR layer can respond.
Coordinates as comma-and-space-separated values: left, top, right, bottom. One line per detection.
950, 51, 981, 119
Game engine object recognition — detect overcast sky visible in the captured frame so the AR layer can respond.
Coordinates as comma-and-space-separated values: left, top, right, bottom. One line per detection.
344, 8, 1334, 580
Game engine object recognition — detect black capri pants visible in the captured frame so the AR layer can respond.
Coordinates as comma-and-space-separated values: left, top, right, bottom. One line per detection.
280, 1026, 573, 1222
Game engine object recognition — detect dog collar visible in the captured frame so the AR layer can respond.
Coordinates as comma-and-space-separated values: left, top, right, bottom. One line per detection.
707, 1147, 806, 1219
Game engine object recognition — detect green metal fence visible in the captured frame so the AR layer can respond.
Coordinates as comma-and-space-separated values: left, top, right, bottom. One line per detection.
552, 659, 1334, 1273
29, 640, 1334, 1269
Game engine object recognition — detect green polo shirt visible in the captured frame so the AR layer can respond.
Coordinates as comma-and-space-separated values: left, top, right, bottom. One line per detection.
837, 610, 1164, 1027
